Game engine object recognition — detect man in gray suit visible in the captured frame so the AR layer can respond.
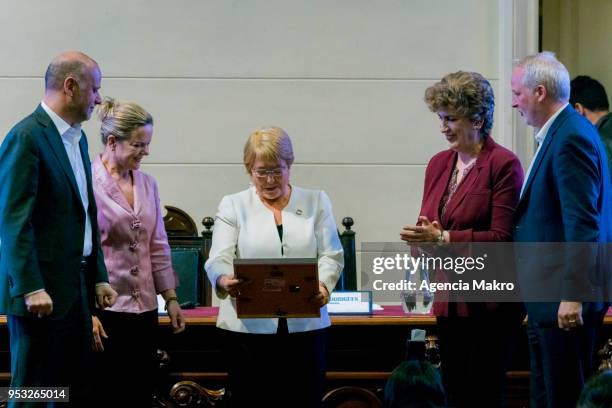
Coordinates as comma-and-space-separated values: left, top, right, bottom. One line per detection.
0, 51, 117, 407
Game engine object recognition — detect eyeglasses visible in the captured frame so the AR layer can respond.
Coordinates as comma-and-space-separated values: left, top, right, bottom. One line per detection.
252, 167, 286, 179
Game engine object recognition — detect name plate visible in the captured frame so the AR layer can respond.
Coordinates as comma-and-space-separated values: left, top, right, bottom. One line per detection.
328, 291, 372, 315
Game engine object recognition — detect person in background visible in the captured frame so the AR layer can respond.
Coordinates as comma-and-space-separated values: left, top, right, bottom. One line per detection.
205, 126, 344, 408
576, 370, 612, 408
384, 329, 447, 408
400, 71, 524, 407
91, 98, 185, 407
0, 51, 117, 407
570, 75, 612, 179
384, 360, 446, 408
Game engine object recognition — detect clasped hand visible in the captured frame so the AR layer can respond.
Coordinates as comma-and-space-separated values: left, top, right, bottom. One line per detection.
400, 216, 442, 243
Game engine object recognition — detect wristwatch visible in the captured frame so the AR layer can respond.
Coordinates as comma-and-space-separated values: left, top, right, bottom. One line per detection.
164, 296, 179, 310
436, 229, 445, 244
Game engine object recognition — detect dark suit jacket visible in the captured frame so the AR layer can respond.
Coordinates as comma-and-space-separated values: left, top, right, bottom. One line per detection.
514, 105, 612, 323
0, 105, 108, 318
418, 136, 524, 315
596, 112, 612, 181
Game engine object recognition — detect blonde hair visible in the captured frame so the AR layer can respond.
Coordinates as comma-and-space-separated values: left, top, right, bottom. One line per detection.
98, 97, 153, 144
243, 127, 294, 173
424, 71, 495, 138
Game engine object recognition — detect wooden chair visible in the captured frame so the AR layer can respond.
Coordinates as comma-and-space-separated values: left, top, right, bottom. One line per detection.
322, 386, 383, 408
169, 381, 226, 408
598, 338, 612, 371
336, 217, 357, 290
171, 248, 201, 307
153, 345, 227, 407
163, 206, 215, 306
164, 205, 198, 237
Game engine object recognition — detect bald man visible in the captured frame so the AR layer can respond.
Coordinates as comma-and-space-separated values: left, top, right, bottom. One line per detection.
0, 51, 117, 407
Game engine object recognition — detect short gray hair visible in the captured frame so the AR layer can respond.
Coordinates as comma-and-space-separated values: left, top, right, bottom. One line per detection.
516, 51, 570, 102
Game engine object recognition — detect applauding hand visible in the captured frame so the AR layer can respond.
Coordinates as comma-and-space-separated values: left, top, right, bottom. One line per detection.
400, 216, 444, 243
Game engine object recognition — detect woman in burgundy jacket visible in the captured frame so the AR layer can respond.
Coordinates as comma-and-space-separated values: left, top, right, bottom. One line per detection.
400, 71, 525, 408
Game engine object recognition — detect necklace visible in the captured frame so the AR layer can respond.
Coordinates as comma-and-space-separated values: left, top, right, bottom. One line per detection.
456, 156, 477, 172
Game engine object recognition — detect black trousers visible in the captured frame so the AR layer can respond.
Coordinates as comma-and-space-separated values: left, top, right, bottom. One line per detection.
436, 305, 524, 408
7, 298, 93, 408
222, 323, 327, 408
527, 310, 606, 408
92, 309, 159, 408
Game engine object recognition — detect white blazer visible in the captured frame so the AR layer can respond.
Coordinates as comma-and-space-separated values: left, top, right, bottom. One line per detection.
205, 185, 344, 334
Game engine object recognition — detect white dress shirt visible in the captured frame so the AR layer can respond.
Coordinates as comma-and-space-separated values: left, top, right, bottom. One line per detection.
205, 185, 344, 334
520, 103, 569, 199
41, 102, 92, 256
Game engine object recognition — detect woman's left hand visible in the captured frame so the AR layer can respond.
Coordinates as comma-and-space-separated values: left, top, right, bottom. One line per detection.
400, 216, 442, 242
311, 283, 330, 307
166, 301, 186, 334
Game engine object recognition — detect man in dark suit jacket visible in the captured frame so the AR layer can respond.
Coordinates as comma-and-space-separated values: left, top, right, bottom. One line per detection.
570, 75, 612, 180
0, 51, 117, 407
512, 52, 612, 408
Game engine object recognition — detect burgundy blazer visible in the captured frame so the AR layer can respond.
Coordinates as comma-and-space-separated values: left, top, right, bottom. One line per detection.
417, 137, 524, 315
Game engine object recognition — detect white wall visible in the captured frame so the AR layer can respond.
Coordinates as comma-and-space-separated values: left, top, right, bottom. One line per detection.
0, 1, 536, 301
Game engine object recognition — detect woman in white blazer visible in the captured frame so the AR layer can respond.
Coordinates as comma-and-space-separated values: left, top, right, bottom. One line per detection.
205, 127, 344, 408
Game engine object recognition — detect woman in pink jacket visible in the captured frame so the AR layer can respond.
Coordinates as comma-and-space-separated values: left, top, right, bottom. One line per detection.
91, 98, 185, 407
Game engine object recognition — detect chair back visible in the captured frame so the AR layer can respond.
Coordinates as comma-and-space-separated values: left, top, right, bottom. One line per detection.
337, 217, 357, 290
171, 249, 201, 306
163, 205, 198, 236
322, 386, 383, 408
164, 206, 212, 306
